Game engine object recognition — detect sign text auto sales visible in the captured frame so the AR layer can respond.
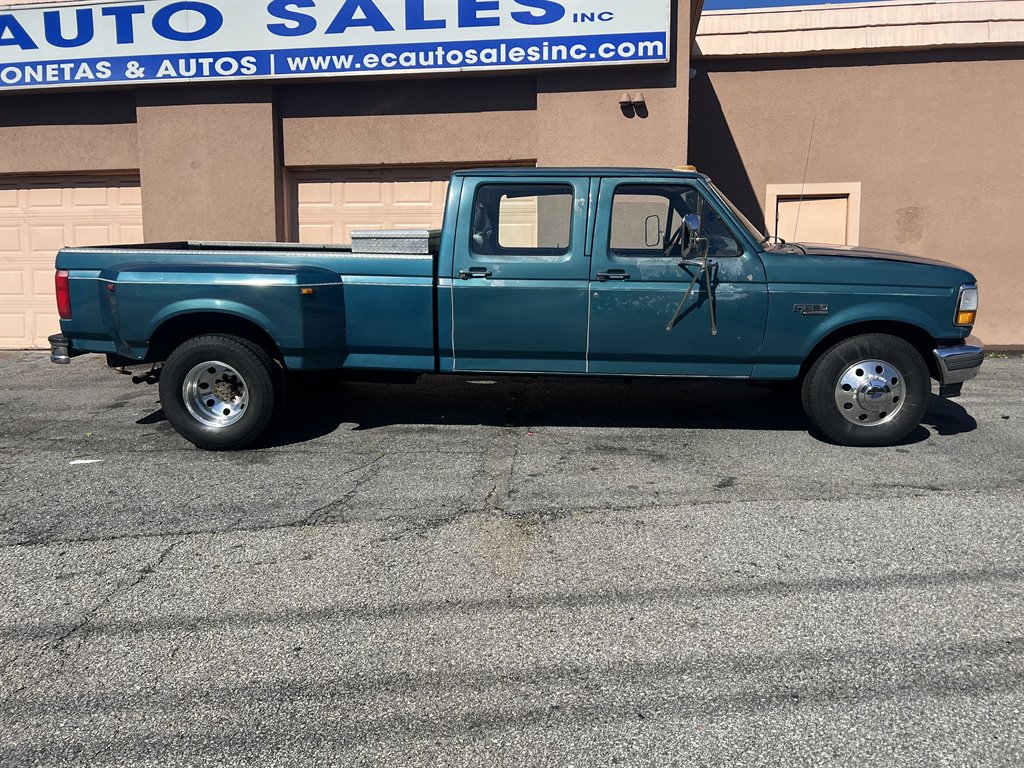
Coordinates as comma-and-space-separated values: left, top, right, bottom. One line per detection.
0, 0, 671, 90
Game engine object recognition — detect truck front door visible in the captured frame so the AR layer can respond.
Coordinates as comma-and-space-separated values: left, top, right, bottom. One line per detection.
587, 179, 768, 376
451, 176, 590, 373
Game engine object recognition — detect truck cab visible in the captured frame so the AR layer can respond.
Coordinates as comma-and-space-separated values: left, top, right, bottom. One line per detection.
442, 169, 767, 377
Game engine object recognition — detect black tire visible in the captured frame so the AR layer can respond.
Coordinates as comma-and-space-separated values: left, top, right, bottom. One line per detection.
801, 333, 930, 447
158, 334, 278, 450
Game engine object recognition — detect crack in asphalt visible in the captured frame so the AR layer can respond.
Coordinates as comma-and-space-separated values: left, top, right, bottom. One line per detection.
297, 454, 386, 528
51, 537, 183, 651
375, 392, 529, 543
483, 429, 519, 517
2, 536, 187, 698
1, 484, 1018, 551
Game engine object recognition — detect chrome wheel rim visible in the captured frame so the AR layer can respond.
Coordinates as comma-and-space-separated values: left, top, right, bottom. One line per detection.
834, 359, 906, 426
182, 361, 248, 428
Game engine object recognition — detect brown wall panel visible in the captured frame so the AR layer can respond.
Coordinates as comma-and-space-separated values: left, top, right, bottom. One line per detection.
280, 76, 539, 168
0, 91, 139, 175
0, 124, 139, 176
536, 2, 690, 168
690, 49, 1024, 345
535, 76, 688, 167
135, 86, 282, 242
283, 109, 539, 168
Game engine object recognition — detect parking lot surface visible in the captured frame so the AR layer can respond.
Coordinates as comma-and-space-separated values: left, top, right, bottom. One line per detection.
0, 351, 1022, 767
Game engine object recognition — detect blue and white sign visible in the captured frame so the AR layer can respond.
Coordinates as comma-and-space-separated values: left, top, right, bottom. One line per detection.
0, 0, 672, 91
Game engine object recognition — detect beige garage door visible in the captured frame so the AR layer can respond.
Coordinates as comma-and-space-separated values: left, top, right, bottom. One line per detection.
0, 177, 143, 349
293, 169, 452, 244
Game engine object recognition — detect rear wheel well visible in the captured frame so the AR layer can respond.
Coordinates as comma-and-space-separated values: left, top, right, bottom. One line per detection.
146, 313, 284, 365
799, 321, 939, 381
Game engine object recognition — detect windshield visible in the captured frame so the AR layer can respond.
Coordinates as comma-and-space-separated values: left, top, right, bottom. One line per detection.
708, 181, 768, 245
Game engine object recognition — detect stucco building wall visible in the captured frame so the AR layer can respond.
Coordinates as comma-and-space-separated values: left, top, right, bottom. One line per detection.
0, 1, 691, 241
689, 47, 1024, 346
135, 86, 284, 243
0, 91, 139, 174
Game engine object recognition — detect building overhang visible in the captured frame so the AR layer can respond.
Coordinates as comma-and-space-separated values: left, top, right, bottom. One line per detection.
694, 0, 1024, 58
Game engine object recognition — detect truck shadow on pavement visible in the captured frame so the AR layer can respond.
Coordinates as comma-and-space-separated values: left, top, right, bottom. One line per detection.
226, 374, 979, 449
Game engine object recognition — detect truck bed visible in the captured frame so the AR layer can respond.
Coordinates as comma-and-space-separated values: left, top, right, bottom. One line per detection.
56, 231, 442, 372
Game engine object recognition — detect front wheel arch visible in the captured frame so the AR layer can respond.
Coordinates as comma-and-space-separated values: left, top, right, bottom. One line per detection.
798, 320, 940, 383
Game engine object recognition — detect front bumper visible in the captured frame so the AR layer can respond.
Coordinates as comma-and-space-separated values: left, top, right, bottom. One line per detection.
934, 336, 984, 393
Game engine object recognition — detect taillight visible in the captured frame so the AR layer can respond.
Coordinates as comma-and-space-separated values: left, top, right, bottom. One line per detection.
55, 270, 72, 319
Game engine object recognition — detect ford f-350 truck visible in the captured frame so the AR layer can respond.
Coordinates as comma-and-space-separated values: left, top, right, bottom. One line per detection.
49, 167, 984, 449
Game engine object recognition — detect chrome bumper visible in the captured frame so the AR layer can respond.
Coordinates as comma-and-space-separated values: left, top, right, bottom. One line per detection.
934, 336, 984, 386
48, 333, 71, 364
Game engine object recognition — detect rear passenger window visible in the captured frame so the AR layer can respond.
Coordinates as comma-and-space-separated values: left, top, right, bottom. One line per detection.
471, 184, 573, 256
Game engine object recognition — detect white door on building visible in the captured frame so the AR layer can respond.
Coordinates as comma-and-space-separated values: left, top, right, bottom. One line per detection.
293, 169, 454, 244
776, 196, 851, 244
0, 177, 144, 349
766, 182, 862, 246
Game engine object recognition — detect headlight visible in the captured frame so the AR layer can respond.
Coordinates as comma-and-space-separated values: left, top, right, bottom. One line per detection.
955, 283, 978, 327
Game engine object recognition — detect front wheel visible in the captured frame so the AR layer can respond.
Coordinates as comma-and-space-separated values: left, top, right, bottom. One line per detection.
801, 333, 930, 447
158, 334, 278, 450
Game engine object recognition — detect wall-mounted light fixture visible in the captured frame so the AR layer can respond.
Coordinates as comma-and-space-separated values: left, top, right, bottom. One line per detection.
620, 92, 648, 119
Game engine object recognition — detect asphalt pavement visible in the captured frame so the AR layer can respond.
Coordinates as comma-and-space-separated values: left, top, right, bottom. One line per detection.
0, 351, 1022, 767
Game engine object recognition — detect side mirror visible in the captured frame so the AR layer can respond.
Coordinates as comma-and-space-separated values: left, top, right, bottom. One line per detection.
683, 213, 701, 250
644, 215, 661, 247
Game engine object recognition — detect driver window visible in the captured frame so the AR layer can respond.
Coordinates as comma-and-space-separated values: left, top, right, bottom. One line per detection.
610, 184, 742, 258
610, 191, 673, 255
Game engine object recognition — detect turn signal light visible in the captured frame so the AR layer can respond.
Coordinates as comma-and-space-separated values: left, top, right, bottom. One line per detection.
55, 270, 71, 319
954, 284, 978, 327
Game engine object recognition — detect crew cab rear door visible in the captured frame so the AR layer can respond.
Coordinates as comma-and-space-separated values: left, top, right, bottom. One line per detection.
450, 176, 590, 373
587, 178, 768, 376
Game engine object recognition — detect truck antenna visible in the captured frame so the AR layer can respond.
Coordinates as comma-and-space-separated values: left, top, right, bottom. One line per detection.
791, 115, 816, 247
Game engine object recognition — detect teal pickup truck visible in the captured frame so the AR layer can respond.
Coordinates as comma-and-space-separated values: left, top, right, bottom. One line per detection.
50, 167, 983, 449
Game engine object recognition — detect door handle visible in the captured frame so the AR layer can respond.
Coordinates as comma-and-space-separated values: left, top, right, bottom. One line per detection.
596, 269, 631, 282
458, 267, 492, 280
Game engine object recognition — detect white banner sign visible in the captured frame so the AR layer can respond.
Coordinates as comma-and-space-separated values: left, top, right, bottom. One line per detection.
0, 0, 672, 91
